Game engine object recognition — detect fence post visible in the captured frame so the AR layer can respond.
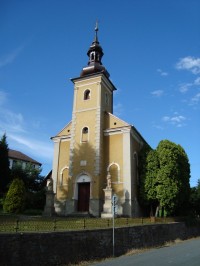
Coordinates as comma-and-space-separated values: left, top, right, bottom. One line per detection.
15, 219, 19, 233
53, 219, 57, 232
107, 219, 110, 227
83, 219, 86, 229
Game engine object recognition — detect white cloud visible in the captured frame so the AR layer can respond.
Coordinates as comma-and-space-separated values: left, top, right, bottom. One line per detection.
176, 56, 200, 74
190, 92, 200, 105
179, 83, 193, 93
194, 77, 200, 85
0, 91, 53, 163
0, 108, 25, 133
8, 134, 53, 160
0, 45, 24, 68
151, 90, 164, 97
162, 114, 186, 127
157, 69, 168, 76
178, 76, 200, 93
153, 124, 164, 130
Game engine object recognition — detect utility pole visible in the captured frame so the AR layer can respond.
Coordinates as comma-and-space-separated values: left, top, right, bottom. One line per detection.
112, 194, 118, 257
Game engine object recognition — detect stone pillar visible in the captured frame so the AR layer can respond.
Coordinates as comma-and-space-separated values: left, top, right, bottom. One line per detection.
43, 179, 55, 216
101, 173, 113, 218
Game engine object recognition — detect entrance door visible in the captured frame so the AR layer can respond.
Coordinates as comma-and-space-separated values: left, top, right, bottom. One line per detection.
78, 182, 90, 212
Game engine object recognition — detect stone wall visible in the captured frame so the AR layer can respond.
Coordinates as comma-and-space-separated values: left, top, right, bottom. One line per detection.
0, 222, 200, 266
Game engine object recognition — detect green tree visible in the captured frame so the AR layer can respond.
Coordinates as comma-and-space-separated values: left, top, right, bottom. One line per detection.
139, 139, 190, 216
138, 144, 152, 205
3, 178, 26, 213
190, 179, 200, 216
156, 140, 190, 215
144, 150, 160, 215
10, 163, 45, 210
0, 133, 10, 194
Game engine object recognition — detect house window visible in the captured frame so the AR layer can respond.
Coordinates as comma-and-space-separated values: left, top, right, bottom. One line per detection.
84, 89, 91, 100
81, 127, 89, 142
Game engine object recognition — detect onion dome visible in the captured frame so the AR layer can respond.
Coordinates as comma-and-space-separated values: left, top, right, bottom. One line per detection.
80, 23, 110, 78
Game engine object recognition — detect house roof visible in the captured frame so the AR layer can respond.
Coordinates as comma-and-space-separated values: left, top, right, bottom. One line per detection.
8, 149, 42, 166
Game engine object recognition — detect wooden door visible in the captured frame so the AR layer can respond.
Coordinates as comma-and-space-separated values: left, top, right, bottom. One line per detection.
78, 182, 90, 212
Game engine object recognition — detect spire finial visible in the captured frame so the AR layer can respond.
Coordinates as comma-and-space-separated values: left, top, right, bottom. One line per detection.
94, 20, 99, 42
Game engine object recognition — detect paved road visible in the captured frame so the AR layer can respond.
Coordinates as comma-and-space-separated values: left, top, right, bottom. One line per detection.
93, 238, 200, 266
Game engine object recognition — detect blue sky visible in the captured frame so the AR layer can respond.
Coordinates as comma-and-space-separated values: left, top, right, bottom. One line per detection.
0, 0, 199, 187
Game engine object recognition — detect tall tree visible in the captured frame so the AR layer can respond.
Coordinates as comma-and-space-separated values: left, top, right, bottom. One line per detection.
10, 163, 45, 210
138, 144, 152, 208
139, 139, 191, 216
144, 150, 160, 215
0, 134, 10, 194
156, 140, 190, 215
190, 179, 200, 216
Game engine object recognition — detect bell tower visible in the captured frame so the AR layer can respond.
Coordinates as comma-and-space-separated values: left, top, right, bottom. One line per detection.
68, 24, 116, 216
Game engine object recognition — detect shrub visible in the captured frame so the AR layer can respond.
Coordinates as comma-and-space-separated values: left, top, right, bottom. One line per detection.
3, 178, 26, 213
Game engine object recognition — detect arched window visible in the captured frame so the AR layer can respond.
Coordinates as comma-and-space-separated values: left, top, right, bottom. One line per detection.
107, 162, 120, 183
81, 127, 89, 142
60, 166, 69, 186
90, 52, 95, 61
84, 89, 91, 100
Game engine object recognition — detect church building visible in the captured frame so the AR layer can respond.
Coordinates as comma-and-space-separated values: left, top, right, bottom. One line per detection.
50, 25, 148, 217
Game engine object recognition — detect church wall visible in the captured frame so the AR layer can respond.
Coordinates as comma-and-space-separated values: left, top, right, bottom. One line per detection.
100, 83, 113, 113
50, 27, 150, 217
104, 133, 124, 196
74, 77, 101, 111
56, 140, 70, 201
70, 110, 97, 198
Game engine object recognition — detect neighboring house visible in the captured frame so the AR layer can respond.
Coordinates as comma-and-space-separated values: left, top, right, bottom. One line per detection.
8, 149, 42, 170
51, 26, 149, 217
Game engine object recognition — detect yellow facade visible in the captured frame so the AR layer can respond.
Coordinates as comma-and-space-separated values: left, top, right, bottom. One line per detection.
51, 28, 147, 217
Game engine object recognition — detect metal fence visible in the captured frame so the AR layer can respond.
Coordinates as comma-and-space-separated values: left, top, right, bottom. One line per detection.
0, 216, 178, 233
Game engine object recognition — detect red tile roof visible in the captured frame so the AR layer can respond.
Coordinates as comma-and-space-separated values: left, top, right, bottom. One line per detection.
8, 149, 42, 166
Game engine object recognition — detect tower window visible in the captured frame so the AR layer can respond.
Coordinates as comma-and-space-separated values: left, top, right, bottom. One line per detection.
91, 52, 95, 61
84, 89, 91, 100
82, 127, 88, 134
81, 127, 89, 142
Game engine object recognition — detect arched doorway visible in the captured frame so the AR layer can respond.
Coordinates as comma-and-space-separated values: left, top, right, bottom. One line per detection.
76, 174, 91, 212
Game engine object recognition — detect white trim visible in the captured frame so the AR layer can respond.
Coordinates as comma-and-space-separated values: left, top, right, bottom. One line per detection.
52, 140, 60, 193
73, 79, 100, 87
104, 126, 131, 136
72, 74, 116, 92
59, 166, 69, 186
75, 107, 97, 113
51, 136, 71, 142
107, 162, 121, 183
73, 172, 92, 200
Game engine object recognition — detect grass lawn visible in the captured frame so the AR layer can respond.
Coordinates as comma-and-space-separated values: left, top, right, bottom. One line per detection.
0, 214, 175, 233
